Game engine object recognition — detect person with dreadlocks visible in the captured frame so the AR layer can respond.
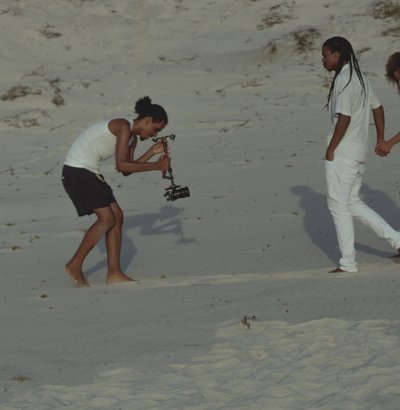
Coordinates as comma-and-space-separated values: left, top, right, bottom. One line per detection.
375, 52, 400, 155
321, 36, 400, 273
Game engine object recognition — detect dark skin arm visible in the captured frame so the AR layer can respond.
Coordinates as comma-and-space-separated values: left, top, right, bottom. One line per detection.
372, 105, 385, 143
376, 132, 400, 155
108, 118, 168, 176
372, 105, 389, 156
325, 113, 351, 161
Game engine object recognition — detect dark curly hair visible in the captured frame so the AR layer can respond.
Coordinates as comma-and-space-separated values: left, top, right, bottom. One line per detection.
134, 96, 168, 124
385, 52, 400, 94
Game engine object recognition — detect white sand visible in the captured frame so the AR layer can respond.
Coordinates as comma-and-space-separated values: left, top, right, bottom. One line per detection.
1, 0, 400, 408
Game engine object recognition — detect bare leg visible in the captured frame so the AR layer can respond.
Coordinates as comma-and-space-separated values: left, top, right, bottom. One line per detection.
65, 207, 116, 287
105, 202, 134, 284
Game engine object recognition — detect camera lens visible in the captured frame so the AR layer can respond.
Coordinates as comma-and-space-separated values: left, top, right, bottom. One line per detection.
176, 186, 190, 198
165, 186, 190, 201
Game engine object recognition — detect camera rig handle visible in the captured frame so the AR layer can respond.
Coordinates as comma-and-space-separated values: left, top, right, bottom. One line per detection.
151, 133, 190, 202
152, 134, 176, 185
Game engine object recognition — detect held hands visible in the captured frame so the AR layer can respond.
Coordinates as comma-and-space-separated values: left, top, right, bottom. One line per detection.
325, 140, 393, 160
375, 140, 391, 157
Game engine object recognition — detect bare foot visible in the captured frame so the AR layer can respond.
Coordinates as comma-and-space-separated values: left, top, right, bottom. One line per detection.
329, 267, 346, 273
65, 264, 89, 288
392, 248, 400, 258
106, 271, 135, 285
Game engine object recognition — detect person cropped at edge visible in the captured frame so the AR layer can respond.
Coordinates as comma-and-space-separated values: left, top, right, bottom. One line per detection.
321, 36, 400, 273
376, 52, 400, 155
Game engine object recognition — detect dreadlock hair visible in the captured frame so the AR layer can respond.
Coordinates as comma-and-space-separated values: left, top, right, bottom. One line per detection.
134, 96, 168, 124
323, 36, 366, 109
385, 52, 400, 94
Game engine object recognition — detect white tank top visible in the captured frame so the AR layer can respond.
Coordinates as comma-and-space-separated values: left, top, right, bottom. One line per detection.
64, 119, 132, 174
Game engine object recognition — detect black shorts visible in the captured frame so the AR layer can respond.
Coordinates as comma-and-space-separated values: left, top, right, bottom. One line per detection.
62, 165, 116, 216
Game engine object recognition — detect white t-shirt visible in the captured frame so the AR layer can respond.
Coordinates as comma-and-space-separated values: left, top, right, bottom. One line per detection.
327, 64, 381, 163
64, 119, 133, 174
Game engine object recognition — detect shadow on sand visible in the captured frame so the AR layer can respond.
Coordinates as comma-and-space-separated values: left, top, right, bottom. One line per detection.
85, 205, 195, 278
291, 184, 400, 265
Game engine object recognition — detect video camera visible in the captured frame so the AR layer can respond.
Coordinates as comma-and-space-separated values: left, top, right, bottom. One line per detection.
152, 134, 190, 202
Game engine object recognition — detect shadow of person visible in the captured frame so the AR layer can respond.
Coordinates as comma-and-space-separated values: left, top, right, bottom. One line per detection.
360, 183, 400, 230
356, 183, 400, 259
84, 204, 195, 278
291, 185, 338, 265
291, 184, 400, 267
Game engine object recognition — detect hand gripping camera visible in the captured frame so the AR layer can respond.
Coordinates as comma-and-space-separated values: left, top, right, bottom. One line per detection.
152, 134, 190, 201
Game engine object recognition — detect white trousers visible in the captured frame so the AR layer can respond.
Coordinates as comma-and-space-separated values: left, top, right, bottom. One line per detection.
325, 155, 400, 272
